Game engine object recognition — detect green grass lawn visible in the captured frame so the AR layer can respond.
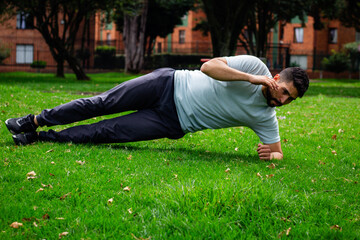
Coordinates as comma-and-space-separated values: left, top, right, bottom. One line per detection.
0, 72, 359, 239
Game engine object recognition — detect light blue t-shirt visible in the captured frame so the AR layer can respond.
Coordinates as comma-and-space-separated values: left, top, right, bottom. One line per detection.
173, 55, 280, 144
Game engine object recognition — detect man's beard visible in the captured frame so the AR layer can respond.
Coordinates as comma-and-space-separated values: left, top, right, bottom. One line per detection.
265, 87, 282, 107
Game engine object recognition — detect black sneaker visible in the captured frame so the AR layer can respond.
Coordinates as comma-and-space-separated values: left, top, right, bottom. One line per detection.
12, 132, 38, 146
5, 114, 37, 134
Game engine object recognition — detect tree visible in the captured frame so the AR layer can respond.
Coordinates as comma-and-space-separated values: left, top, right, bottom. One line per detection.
145, 0, 195, 57
199, 0, 255, 57
339, 0, 360, 31
115, 0, 194, 73
115, 0, 149, 74
2, 0, 114, 80
239, 0, 306, 58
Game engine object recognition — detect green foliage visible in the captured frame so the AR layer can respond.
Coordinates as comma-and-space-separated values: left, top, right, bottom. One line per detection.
344, 41, 360, 72
0, 72, 360, 239
94, 46, 117, 69
321, 50, 350, 73
30, 60, 47, 69
0, 41, 10, 64
95, 45, 116, 57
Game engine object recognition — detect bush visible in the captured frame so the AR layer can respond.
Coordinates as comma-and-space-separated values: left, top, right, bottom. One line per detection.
344, 41, 360, 73
0, 42, 10, 64
321, 50, 349, 73
30, 60, 47, 69
94, 46, 117, 69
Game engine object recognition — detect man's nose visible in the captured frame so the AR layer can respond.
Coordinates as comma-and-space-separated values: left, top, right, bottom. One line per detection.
279, 96, 287, 104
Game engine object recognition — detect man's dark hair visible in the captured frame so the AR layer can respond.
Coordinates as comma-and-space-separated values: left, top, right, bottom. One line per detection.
279, 67, 309, 98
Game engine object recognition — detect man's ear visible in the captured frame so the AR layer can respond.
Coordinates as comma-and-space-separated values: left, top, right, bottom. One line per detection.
274, 74, 280, 81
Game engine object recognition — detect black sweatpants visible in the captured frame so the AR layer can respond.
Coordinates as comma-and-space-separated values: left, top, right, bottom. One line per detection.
37, 68, 185, 144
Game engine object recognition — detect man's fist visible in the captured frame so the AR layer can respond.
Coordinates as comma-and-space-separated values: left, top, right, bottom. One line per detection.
257, 143, 272, 160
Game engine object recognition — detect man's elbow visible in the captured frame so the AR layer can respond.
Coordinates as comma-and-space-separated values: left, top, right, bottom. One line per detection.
200, 62, 210, 74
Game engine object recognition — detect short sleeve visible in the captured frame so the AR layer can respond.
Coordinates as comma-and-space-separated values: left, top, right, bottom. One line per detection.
251, 115, 280, 144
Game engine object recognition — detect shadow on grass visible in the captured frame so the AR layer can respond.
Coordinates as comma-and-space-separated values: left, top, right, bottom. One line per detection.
95, 144, 259, 163
1, 138, 258, 164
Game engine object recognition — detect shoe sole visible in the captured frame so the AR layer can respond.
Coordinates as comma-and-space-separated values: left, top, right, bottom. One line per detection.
5, 119, 17, 135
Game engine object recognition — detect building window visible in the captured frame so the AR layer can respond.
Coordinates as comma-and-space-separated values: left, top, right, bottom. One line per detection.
157, 42, 162, 53
179, 30, 185, 44
16, 12, 34, 29
329, 28, 338, 44
356, 32, 360, 42
106, 33, 111, 46
16, 45, 33, 64
294, 28, 304, 43
290, 55, 307, 70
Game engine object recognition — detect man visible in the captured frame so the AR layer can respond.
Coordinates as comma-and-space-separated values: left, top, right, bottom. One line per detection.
5, 55, 309, 160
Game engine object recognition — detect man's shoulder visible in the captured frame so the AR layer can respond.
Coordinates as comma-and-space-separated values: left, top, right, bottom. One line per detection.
225, 55, 271, 77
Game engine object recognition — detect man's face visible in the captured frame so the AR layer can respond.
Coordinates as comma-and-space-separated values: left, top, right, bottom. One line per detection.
265, 75, 298, 107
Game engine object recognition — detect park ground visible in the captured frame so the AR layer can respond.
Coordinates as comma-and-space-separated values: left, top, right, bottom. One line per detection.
0, 72, 359, 239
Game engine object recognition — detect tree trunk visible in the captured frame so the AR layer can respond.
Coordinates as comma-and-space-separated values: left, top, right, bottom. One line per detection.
56, 59, 65, 78
123, 0, 149, 73
66, 55, 90, 80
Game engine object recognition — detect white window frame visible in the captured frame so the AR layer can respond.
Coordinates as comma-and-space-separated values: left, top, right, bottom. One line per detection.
329, 28, 338, 44
16, 45, 34, 64
16, 12, 33, 29
294, 28, 304, 43
179, 30, 185, 44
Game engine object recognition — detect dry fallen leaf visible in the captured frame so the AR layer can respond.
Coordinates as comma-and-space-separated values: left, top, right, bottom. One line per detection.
60, 192, 71, 200
225, 168, 231, 173
330, 225, 342, 231
278, 227, 291, 238
27, 171, 36, 177
331, 150, 337, 155
59, 232, 69, 239
108, 198, 114, 204
257, 172, 263, 178
131, 233, 151, 240
266, 174, 274, 178
65, 149, 71, 153
76, 160, 85, 165
338, 129, 344, 133
46, 149, 54, 153
312, 179, 316, 183
319, 160, 326, 165
9, 222, 23, 228
267, 163, 276, 169
33, 222, 38, 227
280, 217, 292, 222
123, 186, 131, 192
41, 183, 53, 188
27, 176, 37, 180
283, 139, 288, 143
42, 213, 50, 220
331, 134, 337, 140
127, 155, 132, 160
36, 188, 44, 193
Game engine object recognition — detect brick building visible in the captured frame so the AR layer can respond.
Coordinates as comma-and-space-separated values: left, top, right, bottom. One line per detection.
1, 8, 359, 74
0, 11, 118, 72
